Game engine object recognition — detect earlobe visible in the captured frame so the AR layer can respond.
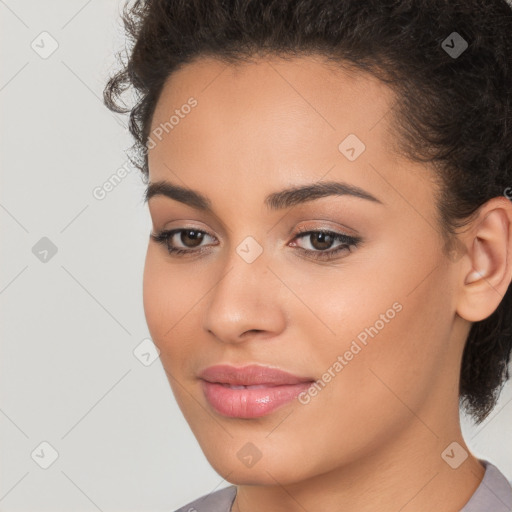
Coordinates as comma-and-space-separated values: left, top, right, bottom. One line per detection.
456, 197, 512, 322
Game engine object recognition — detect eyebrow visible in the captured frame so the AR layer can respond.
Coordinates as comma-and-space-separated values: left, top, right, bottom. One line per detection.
144, 179, 383, 211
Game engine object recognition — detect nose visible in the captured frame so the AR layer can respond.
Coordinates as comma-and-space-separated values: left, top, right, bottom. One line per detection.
201, 246, 287, 344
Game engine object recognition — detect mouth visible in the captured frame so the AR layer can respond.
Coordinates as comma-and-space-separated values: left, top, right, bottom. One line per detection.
198, 364, 316, 418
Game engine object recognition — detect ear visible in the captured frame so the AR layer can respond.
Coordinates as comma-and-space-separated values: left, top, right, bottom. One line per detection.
455, 196, 512, 322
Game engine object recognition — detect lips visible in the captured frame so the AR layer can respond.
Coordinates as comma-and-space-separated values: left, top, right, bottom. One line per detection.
198, 364, 314, 386
198, 364, 316, 418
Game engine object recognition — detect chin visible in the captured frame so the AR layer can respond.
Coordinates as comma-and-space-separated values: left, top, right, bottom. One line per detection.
199, 442, 311, 486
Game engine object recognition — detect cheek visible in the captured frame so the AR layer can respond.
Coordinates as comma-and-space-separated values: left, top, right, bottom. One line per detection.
314, 264, 452, 424
142, 249, 169, 341
142, 247, 196, 358
290, 238, 451, 408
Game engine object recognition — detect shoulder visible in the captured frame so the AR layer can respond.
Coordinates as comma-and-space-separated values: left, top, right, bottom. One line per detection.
461, 460, 512, 512
172, 485, 237, 512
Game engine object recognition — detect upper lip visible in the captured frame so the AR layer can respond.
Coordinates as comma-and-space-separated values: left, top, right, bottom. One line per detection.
198, 364, 315, 386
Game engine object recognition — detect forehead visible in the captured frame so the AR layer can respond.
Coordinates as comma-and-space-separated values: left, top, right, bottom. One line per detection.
149, 54, 397, 144
146, 54, 438, 219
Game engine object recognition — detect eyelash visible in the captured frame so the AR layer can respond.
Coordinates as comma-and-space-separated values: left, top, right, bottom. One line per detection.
150, 226, 362, 261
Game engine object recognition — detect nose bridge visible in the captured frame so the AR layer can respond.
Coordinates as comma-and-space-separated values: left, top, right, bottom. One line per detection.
201, 236, 285, 342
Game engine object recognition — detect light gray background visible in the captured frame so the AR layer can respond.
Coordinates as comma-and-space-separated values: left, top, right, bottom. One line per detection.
1, 1, 511, 511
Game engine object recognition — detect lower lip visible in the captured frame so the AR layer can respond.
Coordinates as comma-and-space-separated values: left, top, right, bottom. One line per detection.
201, 380, 313, 418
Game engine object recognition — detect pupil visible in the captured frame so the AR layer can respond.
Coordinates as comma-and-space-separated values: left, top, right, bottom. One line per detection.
182, 230, 203, 248
312, 232, 333, 250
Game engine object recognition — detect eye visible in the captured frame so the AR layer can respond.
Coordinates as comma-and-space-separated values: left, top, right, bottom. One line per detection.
150, 228, 216, 256
290, 229, 361, 261
150, 227, 362, 261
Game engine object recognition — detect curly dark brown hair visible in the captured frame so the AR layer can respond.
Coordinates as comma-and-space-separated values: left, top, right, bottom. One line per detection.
103, 0, 512, 424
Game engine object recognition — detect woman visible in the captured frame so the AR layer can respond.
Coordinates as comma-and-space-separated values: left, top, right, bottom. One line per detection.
103, 0, 512, 510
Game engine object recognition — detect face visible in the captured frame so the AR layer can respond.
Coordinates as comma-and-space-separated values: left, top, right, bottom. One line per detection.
143, 55, 465, 485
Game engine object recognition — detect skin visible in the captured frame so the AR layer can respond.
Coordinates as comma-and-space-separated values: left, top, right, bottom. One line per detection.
142, 54, 512, 512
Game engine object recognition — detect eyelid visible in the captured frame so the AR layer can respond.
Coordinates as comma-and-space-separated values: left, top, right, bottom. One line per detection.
290, 228, 360, 254
154, 222, 356, 246
150, 224, 362, 262
292, 219, 360, 238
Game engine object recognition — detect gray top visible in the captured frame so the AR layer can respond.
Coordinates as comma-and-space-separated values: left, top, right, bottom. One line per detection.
173, 460, 512, 512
